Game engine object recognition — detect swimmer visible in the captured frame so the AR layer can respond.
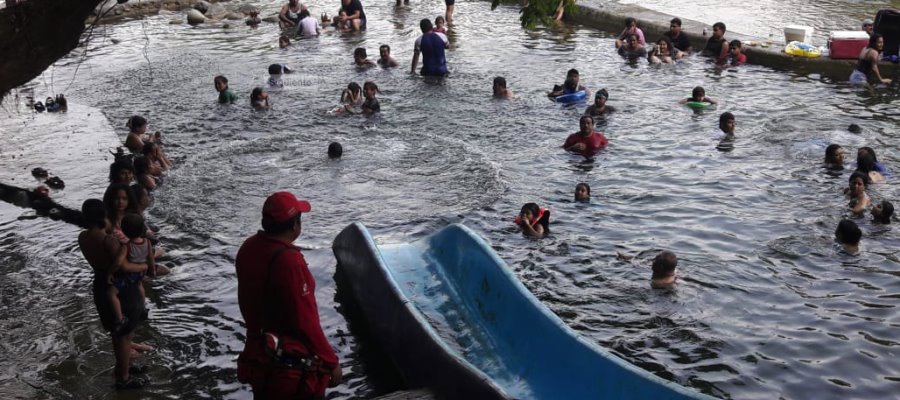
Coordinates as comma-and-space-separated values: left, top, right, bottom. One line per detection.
562, 115, 608, 158
680, 86, 717, 105
267, 64, 293, 87
584, 89, 615, 118
846, 171, 871, 214
109, 159, 135, 185
856, 152, 886, 184
516, 203, 550, 238
648, 37, 678, 64
434, 16, 447, 34
727, 40, 746, 66
872, 200, 894, 224
835, 219, 861, 255
650, 251, 677, 289
857, 147, 890, 176
824, 144, 845, 170
279, 35, 291, 49
328, 142, 343, 159
617, 34, 647, 60
214, 75, 238, 104
250, 87, 270, 110
338, 82, 363, 113
549, 68, 588, 98
492, 77, 513, 99
124, 116, 160, 154
377, 45, 399, 68
360, 81, 381, 115
297, 9, 321, 37
615, 17, 646, 48
718, 112, 735, 137
575, 182, 590, 202
246, 11, 261, 27
353, 48, 376, 68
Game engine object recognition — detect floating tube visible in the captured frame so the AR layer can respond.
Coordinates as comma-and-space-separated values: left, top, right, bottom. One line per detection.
784, 41, 822, 58
685, 101, 712, 109
554, 90, 587, 104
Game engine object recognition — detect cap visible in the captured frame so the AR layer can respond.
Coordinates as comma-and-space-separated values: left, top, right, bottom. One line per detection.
262, 192, 311, 223
863, 19, 874, 26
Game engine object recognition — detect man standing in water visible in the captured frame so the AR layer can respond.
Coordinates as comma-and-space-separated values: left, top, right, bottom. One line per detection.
236, 192, 342, 399
411, 18, 449, 76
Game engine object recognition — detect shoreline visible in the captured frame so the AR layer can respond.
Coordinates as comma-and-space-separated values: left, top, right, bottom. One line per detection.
86, 0, 235, 25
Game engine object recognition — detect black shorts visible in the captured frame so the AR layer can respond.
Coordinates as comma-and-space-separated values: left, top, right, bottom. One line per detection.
445, 0, 454, 6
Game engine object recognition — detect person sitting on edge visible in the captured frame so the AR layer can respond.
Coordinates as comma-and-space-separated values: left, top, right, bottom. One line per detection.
856, 152, 886, 184
549, 68, 588, 98
353, 47, 376, 69
297, 9, 321, 37
214, 75, 238, 104
516, 203, 550, 238
648, 37, 681, 64
279, 35, 291, 49
824, 144, 845, 170
109, 159, 135, 185
584, 89, 615, 119
278, 0, 304, 28
846, 171, 871, 214
857, 147, 891, 176
339, 0, 366, 31
835, 219, 862, 255
617, 33, 647, 60
562, 115, 609, 158
862, 19, 874, 37
434, 16, 447, 33
680, 86, 717, 105
492, 76, 513, 99
615, 17, 646, 48
727, 40, 746, 66
250, 87, 270, 110
665, 17, 692, 53
328, 142, 343, 159
650, 251, 678, 289
703, 22, 729, 63
872, 200, 894, 224
377, 45, 399, 68
575, 182, 590, 202
411, 19, 449, 76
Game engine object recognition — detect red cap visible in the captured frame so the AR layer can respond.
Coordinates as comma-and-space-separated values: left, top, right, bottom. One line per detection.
262, 192, 311, 223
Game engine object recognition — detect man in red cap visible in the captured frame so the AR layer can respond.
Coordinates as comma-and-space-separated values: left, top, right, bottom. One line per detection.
235, 192, 341, 399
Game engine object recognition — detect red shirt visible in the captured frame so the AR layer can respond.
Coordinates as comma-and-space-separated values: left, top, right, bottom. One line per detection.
235, 232, 338, 367
563, 131, 608, 157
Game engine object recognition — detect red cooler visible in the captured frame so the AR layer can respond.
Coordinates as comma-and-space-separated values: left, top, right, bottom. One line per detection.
829, 31, 870, 59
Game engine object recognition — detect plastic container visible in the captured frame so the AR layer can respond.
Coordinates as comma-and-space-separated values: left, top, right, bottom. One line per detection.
829, 31, 870, 59
784, 25, 814, 44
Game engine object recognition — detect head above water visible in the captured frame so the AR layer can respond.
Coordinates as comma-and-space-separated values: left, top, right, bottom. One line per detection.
328, 142, 343, 159
81, 198, 107, 229
566, 68, 579, 78
268, 63, 286, 75
493, 76, 507, 89
729, 39, 742, 51
835, 219, 861, 245
624, 17, 636, 28
379, 44, 391, 57
848, 123, 862, 134
420, 18, 434, 33
651, 251, 677, 279
109, 159, 135, 184
126, 115, 147, 133
712, 22, 726, 37
354, 47, 368, 61
719, 112, 735, 133
435, 16, 445, 26
824, 144, 844, 166
868, 33, 883, 50
121, 213, 147, 240
575, 182, 590, 202
872, 200, 894, 224
849, 170, 871, 189
579, 115, 594, 134
692, 86, 705, 100
857, 146, 879, 163
214, 75, 228, 91
250, 87, 266, 102
856, 152, 878, 173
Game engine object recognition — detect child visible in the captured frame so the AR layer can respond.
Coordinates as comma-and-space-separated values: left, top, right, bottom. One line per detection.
515, 203, 550, 238
615, 17, 645, 48
727, 40, 746, 66
680, 86, 717, 105
718, 112, 735, 137
492, 77, 512, 99
250, 87, 269, 110
377, 45, 399, 68
246, 11, 261, 27
279, 35, 291, 49
433, 16, 447, 33
824, 144, 844, 170
359, 81, 381, 115
847, 171, 871, 214
872, 200, 894, 224
214, 75, 238, 104
650, 251, 677, 289
575, 182, 590, 202
353, 48, 376, 68
328, 142, 343, 159
267, 63, 292, 87
108, 213, 154, 334
341, 82, 363, 106
835, 219, 862, 255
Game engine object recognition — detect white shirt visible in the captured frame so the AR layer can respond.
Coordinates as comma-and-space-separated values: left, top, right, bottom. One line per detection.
298, 17, 320, 36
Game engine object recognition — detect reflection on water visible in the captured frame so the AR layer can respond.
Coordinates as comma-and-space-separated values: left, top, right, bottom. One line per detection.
1, 0, 899, 399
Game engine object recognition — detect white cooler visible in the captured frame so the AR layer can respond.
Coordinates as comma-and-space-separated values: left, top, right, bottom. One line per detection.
784, 25, 814, 44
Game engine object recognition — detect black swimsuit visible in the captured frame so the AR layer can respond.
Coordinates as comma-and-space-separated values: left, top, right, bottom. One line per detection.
93, 270, 146, 336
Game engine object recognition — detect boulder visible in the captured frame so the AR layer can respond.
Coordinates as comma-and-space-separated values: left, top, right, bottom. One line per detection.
238, 4, 259, 14
224, 12, 243, 20
186, 8, 206, 25
193, 0, 210, 14
204, 3, 226, 18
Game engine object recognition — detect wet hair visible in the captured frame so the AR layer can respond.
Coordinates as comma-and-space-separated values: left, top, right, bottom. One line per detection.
250, 87, 265, 103
109, 159, 135, 184
121, 213, 147, 239
81, 199, 107, 229
130, 183, 150, 208
519, 203, 550, 233
363, 81, 380, 93
719, 112, 735, 131
857, 147, 879, 163
342, 82, 362, 102
868, 33, 883, 49
729, 39, 742, 49
848, 124, 862, 134
328, 142, 343, 159
354, 47, 367, 59
692, 86, 705, 99
279, 35, 290, 45
435, 16, 445, 25
103, 183, 135, 219
651, 251, 677, 279
670, 17, 682, 27
567, 68, 579, 77
835, 219, 862, 245
849, 171, 871, 187
575, 182, 591, 197
299, 9, 310, 19
268, 64, 285, 75
624, 17, 636, 27
824, 144, 843, 165
856, 152, 878, 174
713, 22, 726, 32
214, 75, 228, 88
875, 200, 894, 224
580, 115, 594, 126
126, 116, 147, 133
493, 76, 507, 88
595, 88, 609, 99
419, 18, 433, 33
133, 156, 151, 176
262, 213, 300, 234
380, 44, 390, 52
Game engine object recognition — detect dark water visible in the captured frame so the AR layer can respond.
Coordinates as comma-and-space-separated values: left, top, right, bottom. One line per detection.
1, 0, 899, 399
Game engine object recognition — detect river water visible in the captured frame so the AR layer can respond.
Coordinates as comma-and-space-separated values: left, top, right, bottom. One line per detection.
0, 0, 898, 399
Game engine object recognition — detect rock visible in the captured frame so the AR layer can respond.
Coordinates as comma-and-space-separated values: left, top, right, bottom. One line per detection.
111, 38, 121, 44
205, 3, 226, 18
193, 0, 210, 14
262, 16, 278, 23
224, 12, 243, 20
186, 9, 206, 25
238, 4, 259, 14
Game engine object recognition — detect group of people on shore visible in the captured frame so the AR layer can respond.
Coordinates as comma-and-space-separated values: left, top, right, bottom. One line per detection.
612, 17, 746, 67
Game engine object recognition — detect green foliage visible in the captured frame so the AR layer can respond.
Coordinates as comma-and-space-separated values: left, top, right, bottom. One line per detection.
490, 0, 578, 29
